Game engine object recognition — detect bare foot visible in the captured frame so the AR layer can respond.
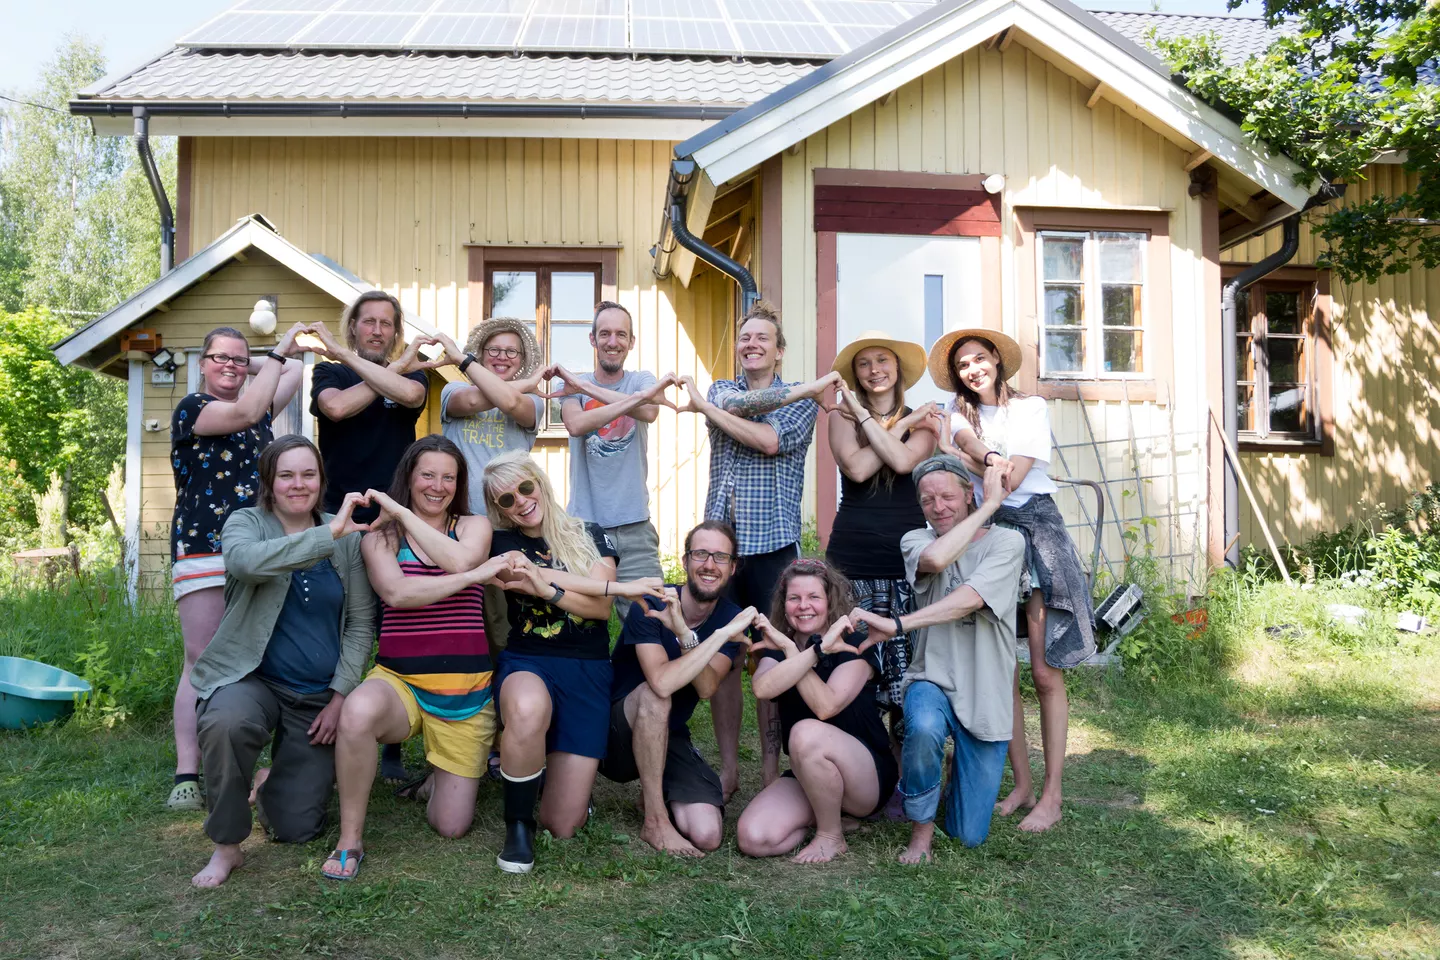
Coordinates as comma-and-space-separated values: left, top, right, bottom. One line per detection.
720, 768, 739, 805
995, 786, 1036, 817
248, 767, 271, 807
791, 832, 847, 864
191, 844, 244, 888
641, 817, 703, 857
840, 816, 861, 833
898, 822, 935, 865
395, 773, 434, 802
1018, 796, 1062, 833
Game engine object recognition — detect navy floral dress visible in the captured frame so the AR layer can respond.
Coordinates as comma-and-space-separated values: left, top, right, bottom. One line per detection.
170, 393, 273, 564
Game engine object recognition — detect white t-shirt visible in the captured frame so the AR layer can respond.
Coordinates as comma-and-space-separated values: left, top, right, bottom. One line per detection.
950, 395, 1058, 508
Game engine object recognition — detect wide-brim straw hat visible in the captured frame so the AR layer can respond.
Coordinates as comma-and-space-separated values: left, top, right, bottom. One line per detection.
464, 317, 542, 380
830, 332, 927, 393
927, 328, 1022, 393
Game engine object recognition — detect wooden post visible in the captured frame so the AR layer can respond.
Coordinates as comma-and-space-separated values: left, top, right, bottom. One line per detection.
1210, 412, 1292, 585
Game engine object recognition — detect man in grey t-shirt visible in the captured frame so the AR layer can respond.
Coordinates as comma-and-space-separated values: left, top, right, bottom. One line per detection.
851, 457, 1023, 864
554, 301, 673, 614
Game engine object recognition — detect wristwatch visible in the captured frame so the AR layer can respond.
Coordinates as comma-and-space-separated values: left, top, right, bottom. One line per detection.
266, 350, 287, 364
459, 352, 477, 374
680, 629, 701, 651
549, 583, 565, 604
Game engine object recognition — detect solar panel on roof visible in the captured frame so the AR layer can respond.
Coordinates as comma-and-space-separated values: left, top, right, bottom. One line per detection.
181, 11, 321, 45
231, 0, 332, 11
733, 21, 841, 57
431, 0, 532, 13
632, 0, 722, 16
408, 13, 525, 47
811, 1, 908, 27
334, 0, 435, 13
725, 0, 818, 23
296, 13, 423, 46
522, 15, 626, 48
632, 17, 734, 54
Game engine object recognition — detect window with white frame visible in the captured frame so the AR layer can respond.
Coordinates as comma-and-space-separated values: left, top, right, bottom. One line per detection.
1038, 230, 1147, 378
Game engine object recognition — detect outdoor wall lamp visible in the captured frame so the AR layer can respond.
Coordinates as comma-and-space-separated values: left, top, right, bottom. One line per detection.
151, 346, 183, 373
249, 297, 278, 335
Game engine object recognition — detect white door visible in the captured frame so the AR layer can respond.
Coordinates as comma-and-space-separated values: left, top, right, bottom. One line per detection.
835, 234, 983, 411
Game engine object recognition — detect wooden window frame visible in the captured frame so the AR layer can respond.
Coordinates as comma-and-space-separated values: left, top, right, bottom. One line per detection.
1223, 264, 1334, 455
1016, 208, 1173, 402
466, 245, 617, 440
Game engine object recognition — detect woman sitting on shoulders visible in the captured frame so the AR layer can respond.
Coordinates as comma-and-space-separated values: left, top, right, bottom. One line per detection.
736, 558, 897, 864
326, 435, 514, 881
189, 435, 373, 888
483, 451, 664, 874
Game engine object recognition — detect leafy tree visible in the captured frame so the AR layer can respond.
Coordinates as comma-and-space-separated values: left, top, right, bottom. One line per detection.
1157, 0, 1439, 283
0, 309, 125, 531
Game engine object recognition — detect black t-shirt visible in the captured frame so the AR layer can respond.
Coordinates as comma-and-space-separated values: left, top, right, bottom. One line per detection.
492, 523, 618, 659
309, 361, 429, 516
826, 422, 927, 580
609, 586, 745, 733
759, 637, 891, 764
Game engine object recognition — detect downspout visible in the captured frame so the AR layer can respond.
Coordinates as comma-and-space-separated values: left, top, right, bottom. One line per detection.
1219, 182, 1344, 567
665, 159, 759, 315
133, 106, 174, 274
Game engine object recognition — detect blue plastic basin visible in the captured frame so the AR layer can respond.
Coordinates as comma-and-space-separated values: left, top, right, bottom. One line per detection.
0, 656, 92, 730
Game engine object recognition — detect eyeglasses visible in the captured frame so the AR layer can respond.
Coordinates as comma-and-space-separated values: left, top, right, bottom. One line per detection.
686, 548, 734, 565
484, 346, 522, 360
202, 353, 249, 367
495, 479, 537, 509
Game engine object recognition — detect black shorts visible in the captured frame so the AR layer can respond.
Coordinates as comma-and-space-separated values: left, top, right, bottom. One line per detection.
598, 698, 724, 809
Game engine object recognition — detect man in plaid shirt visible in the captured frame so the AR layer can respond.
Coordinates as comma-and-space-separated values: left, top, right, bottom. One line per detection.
677, 300, 842, 797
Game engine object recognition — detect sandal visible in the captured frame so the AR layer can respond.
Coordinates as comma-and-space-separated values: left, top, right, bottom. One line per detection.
486, 750, 502, 782
321, 848, 365, 881
393, 769, 432, 801
166, 779, 204, 812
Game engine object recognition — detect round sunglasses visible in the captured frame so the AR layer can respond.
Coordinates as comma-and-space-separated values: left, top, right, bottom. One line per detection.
495, 479, 537, 509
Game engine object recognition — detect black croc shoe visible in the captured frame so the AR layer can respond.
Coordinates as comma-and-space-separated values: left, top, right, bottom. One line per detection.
497, 819, 535, 874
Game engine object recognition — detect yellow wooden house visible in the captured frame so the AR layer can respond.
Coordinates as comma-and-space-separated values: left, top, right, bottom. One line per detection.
58, 0, 1436, 596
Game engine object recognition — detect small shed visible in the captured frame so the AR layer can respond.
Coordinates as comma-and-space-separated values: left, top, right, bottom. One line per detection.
54, 214, 449, 598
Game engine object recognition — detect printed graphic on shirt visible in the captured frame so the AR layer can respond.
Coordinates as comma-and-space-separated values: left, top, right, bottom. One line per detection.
457, 408, 513, 450
583, 396, 638, 459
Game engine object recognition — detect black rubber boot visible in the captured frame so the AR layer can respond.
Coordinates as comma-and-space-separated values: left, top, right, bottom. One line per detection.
498, 767, 543, 874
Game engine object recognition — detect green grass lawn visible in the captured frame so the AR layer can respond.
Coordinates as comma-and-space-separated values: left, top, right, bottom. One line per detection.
2, 583, 1439, 959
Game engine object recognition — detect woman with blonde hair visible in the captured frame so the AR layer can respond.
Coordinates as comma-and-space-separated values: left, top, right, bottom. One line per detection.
825, 332, 938, 758
483, 452, 664, 874
736, 558, 896, 864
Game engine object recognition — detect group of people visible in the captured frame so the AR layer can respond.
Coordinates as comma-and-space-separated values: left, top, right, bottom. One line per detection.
167, 291, 1096, 887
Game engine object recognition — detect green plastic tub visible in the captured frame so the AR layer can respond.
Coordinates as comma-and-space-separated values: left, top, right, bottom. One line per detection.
0, 656, 92, 729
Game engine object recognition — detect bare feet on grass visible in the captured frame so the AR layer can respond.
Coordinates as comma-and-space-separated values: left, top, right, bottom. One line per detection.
641, 817, 703, 857
1018, 796, 1062, 833
995, 786, 1036, 817
898, 822, 935, 865
792, 832, 847, 864
192, 844, 244, 888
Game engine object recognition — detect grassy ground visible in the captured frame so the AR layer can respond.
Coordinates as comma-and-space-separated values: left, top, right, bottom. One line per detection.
2, 583, 1439, 959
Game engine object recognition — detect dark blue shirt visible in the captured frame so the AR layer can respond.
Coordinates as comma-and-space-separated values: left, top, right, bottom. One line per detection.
257, 557, 344, 694
610, 585, 745, 733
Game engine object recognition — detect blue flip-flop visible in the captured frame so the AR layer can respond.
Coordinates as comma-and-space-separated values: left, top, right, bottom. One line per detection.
321, 848, 365, 881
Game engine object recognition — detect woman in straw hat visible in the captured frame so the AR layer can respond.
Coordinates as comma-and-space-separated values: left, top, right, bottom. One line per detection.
826, 332, 939, 761
925, 330, 1097, 834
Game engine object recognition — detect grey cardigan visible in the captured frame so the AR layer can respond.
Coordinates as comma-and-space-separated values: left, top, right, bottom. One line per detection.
190, 507, 375, 701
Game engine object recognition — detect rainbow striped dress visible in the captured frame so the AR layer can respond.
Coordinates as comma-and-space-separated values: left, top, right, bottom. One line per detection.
374, 523, 492, 721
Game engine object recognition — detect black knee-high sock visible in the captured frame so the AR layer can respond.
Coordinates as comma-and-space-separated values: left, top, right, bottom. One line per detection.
501, 767, 543, 825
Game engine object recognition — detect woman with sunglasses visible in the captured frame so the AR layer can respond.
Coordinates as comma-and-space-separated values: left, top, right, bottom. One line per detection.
325, 436, 514, 880
483, 452, 664, 874
165, 322, 308, 813
736, 559, 896, 864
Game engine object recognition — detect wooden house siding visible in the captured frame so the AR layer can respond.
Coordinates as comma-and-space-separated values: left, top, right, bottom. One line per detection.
180, 136, 734, 567
1223, 165, 1440, 548
777, 46, 1214, 582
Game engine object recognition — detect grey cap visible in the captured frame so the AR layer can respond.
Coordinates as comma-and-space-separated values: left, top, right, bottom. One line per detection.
912, 454, 973, 491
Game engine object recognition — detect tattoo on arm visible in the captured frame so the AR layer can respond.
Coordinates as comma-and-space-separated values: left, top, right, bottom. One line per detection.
722, 385, 792, 418
764, 714, 783, 754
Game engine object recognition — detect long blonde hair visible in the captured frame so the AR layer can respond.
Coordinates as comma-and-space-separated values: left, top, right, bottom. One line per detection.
483, 452, 600, 575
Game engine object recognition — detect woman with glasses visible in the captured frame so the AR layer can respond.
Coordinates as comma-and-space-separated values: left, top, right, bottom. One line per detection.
482, 452, 664, 874
324, 436, 515, 880
825, 332, 937, 765
736, 559, 897, 864
165, 322, 307, 813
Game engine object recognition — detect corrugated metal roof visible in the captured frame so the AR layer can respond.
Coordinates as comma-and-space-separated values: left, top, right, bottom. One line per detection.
92, 48, 814, 107
1089, 10, 1283, 66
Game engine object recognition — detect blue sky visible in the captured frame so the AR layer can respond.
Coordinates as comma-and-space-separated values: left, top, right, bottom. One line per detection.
0, 0, 1267, 97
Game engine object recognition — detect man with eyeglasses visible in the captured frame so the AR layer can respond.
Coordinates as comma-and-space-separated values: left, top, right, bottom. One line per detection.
600, 520, 758, 856
551, 301, 674, 615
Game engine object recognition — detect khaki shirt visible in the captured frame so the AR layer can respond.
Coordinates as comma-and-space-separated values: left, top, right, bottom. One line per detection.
190, 507, 374, 701
901, 525, 1025, 742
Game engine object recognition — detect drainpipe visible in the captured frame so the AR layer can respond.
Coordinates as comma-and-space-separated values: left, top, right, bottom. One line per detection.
1219, 182, 1344, 567
133, 106, 174, 274
666, 159, 759, 315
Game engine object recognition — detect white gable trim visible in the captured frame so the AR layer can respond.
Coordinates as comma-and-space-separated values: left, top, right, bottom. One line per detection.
54, 217, 441, 367
684, 0, 1311, 209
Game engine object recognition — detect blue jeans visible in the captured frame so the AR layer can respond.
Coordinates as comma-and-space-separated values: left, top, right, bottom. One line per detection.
900, 680, 1010, 847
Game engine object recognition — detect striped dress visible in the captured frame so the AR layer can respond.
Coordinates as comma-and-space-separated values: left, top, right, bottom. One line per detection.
374, 523, 492, 721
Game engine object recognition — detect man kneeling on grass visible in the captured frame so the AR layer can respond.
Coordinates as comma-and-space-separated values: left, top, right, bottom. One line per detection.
599, 521, 758, 855
851, 457, 1023, 862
